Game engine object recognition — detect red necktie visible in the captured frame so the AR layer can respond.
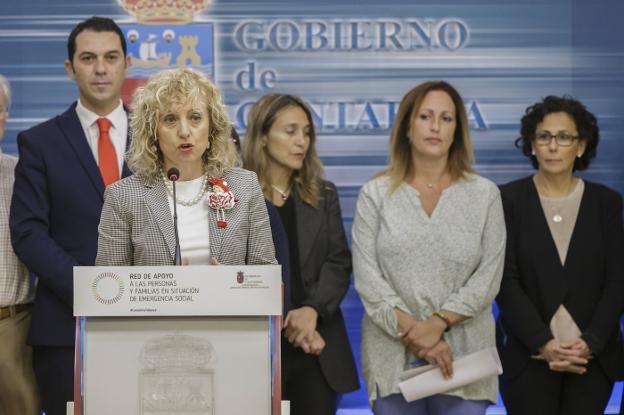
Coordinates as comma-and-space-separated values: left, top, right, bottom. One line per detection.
96, 118, 119, 186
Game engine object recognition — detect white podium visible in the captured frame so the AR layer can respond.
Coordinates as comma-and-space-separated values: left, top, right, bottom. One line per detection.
73, 265, 282, 415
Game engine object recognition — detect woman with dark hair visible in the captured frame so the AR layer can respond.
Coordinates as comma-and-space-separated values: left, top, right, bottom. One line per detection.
242, 94, 359, 415
352, 81, 506, 414
497, 96, 624, 415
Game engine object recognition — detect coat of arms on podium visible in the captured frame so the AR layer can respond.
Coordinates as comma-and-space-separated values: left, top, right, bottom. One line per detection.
139, 333, 216, 415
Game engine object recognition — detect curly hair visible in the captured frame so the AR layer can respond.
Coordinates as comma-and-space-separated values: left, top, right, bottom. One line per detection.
515, 95, 599, 171
381, 80, 474, 192
242, 94, 324, 207
127, 67, 236, 178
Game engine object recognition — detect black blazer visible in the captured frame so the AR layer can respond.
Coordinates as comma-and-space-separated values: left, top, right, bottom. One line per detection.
496, 176, 624, 381
291, 180, 359, 393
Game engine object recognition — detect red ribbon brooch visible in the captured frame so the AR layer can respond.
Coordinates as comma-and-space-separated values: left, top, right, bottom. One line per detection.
206, 178, 238, 228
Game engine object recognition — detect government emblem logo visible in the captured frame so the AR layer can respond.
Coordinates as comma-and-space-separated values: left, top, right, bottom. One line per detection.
118, 0, 215, 104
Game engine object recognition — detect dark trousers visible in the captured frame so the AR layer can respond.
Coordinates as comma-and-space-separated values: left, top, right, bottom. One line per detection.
282, 339, 337, 415
32, 346, 74, 415
501, 358, 613, 415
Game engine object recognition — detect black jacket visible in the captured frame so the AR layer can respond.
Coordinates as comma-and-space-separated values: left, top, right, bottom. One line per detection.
290, 180, 359, 393
496, 176, 624, 381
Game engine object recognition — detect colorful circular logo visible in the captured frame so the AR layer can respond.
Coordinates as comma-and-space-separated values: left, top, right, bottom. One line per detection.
92, 272, 125, 305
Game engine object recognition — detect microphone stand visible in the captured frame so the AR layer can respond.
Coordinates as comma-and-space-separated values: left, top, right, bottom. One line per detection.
167, 167, 182, 266
172, 179, 182, 266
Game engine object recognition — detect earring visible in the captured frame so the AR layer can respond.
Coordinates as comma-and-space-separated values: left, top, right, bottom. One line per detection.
577, 153, 582, 158
531, 149, 536, 156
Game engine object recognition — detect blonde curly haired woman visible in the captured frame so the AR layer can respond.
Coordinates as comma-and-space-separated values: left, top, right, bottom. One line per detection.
96, 67, 276, 267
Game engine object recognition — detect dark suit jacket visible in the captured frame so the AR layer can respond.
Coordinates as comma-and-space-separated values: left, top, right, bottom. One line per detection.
291, 180, 359, 393
496, 176, 624, 381
9, 102, 131, 347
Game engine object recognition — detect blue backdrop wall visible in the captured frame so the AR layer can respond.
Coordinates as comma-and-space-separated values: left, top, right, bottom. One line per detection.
1, 0, 623, 413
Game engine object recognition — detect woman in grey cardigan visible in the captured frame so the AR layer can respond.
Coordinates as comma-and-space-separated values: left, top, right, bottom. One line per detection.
352, 81, 505, 415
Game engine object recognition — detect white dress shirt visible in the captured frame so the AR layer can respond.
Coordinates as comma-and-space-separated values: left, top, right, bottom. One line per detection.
75, 99, 128, 174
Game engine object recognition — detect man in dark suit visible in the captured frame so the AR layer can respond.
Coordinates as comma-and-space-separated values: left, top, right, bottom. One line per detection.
9, 16, 131, 415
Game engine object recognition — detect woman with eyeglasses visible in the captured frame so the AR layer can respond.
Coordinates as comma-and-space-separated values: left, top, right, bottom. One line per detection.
496, 96, 624, 415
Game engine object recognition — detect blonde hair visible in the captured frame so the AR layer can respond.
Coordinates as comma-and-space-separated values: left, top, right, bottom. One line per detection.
382, 81, 474, 192
242, 94, 324, 207
127, 67, 235, 178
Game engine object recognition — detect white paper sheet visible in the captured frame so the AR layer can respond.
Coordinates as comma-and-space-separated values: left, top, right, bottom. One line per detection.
398, 347, 503, 402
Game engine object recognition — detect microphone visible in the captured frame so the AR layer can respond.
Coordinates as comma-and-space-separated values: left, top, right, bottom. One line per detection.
167, 167, 182, 266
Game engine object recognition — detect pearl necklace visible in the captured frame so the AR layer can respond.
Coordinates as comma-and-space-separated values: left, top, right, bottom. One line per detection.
162, 171, 209, 207
271, 184, 291, 201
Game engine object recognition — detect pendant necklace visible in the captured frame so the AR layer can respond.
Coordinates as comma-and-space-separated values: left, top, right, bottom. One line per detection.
536, 176, 575, 224
271, 184, 291, 201
419, 175, 447, 194
552, 211, 563, 223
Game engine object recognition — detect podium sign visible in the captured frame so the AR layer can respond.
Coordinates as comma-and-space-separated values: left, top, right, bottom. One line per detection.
74, 265, 282, 316
74, 266, 282, 415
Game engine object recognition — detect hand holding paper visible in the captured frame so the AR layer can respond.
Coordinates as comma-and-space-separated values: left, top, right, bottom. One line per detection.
419, 340, 454, 379
398, 347, 502, 402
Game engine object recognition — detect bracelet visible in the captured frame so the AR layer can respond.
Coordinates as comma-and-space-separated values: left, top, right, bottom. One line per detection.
433, 311, 452, 332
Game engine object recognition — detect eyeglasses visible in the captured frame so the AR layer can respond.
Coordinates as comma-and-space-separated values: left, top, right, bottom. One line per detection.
534, 131, 579, 146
